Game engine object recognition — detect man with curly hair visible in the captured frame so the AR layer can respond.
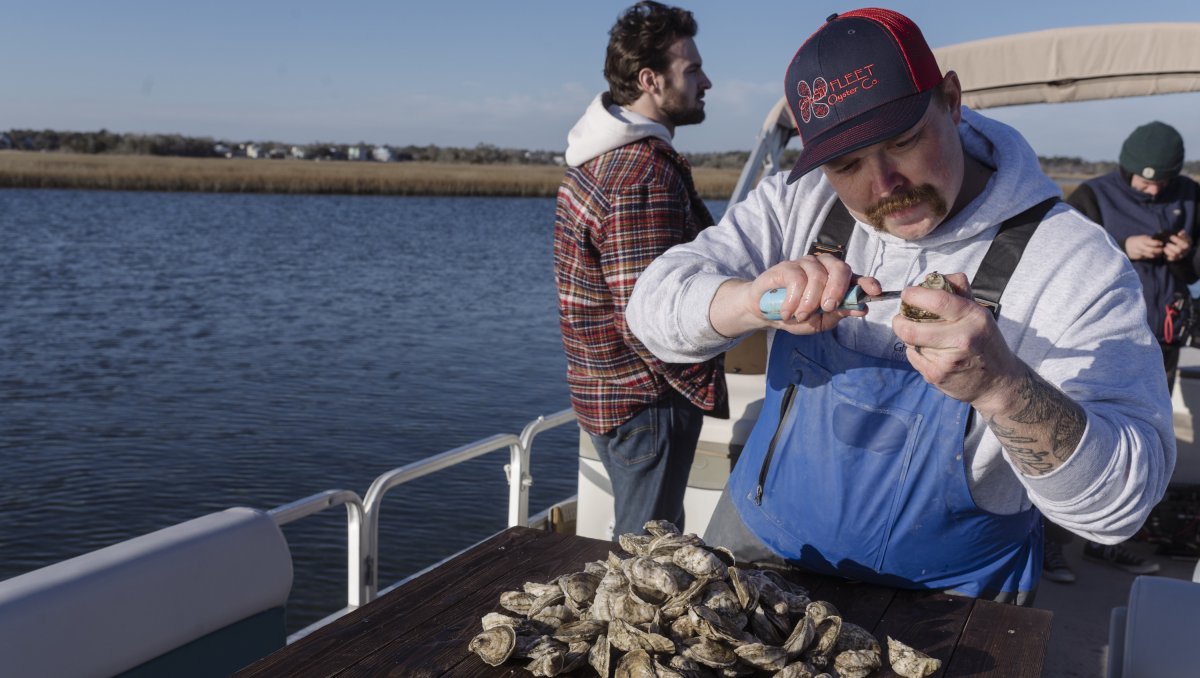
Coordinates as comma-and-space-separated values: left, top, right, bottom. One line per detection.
554, 1, 728, 538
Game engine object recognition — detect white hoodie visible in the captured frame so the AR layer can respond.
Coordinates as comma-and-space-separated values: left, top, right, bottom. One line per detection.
627, 108, 1175, 543
564, 93, 674, 167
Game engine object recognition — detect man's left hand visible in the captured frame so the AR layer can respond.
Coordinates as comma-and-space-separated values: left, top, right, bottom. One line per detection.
891, 272, 1024, 411
1164, 230, 1192, 262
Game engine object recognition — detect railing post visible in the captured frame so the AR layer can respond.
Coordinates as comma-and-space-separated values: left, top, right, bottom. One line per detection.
506, 440, 530, 528
267, 489, 367, 608
510, 409, 577, 528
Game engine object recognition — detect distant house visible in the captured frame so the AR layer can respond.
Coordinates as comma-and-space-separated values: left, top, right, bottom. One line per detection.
290, 146, 307, 160
267, 147, 287, 159
213, 143, 231, 158
0, 133, 12, 150
553, 155, 566, 166
246, 143, 263, 159
371, 146, 393, 162
347, 145, 369, 161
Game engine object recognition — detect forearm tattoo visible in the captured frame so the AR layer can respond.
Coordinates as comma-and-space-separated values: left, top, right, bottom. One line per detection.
987, 370, 1086, 476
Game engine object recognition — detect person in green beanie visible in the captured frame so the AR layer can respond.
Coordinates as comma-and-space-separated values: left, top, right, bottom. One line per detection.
1041, 121, 1199, 583
1070, 121, 1200, 392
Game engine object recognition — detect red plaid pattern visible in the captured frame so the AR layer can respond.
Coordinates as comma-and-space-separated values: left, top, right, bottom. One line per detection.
554, 137, 727, 435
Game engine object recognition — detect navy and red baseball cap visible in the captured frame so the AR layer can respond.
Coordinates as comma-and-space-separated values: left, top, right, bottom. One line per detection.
785, 8, 943, 183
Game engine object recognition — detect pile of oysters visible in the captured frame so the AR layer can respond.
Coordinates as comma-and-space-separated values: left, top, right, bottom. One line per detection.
469, 521, 940, 677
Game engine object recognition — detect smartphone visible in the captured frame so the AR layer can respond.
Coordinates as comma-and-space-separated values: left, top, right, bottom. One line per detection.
1153, 229, 1177, 243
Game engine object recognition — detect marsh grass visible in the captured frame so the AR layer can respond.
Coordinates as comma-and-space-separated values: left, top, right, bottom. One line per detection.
0, 151, 1085, 199
0, 151, 743, 199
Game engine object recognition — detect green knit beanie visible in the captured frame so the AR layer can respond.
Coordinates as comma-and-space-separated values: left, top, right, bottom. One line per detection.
1119, 121, 1184, 182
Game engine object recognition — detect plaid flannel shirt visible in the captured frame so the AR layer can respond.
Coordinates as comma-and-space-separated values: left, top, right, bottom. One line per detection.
554, 137, 727, 435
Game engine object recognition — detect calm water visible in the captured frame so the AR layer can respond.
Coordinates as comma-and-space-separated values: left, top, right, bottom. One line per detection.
0, 188, 727, 631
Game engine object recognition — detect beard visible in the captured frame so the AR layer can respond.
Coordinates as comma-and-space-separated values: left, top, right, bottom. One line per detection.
661, 89, 705, 127
865, 184, 948, 231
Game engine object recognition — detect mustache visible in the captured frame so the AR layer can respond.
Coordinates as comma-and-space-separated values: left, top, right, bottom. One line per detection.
865, 184, 947, 228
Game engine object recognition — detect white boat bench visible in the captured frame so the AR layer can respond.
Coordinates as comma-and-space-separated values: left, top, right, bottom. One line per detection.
0, 507, 292, 678
1106, 569, 1200, 678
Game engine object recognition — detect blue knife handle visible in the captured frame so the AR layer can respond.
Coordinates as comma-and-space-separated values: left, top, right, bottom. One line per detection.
760, 285, 867, 320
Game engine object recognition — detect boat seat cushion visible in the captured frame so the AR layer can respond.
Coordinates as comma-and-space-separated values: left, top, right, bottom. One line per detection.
0, 507, 293, 678
1107, 575, 1200, 678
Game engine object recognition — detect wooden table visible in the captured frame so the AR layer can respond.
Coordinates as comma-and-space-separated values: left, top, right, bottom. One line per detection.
236, 527, 1052, 677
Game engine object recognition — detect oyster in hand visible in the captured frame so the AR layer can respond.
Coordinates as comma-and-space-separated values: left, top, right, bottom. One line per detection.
900, 271, 954, 322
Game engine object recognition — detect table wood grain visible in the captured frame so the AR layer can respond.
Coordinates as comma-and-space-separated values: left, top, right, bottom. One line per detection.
236, 527, 1052, 677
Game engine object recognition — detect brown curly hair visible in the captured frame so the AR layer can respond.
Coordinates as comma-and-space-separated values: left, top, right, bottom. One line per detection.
604, 2, 698, 106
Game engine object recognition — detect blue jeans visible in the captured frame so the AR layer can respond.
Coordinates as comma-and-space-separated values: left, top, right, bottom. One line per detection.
588, 391, 705, 538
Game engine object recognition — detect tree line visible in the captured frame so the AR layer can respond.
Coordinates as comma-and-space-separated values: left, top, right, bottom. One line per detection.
4, 128, 1196, 176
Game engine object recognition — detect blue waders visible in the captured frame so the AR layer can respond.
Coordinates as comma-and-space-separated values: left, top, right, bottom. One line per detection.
726, 329, 1041, 600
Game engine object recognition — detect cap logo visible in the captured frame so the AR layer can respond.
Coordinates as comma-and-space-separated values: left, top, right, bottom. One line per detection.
796, 78, 830, 123
795, 64, 879, 125
1143, 167, 1156, 179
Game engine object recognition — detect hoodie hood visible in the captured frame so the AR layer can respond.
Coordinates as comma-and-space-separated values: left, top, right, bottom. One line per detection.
564, 93, 674, 167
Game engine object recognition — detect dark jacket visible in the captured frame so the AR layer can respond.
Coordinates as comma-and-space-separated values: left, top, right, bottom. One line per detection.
1068, 171, 1200, 343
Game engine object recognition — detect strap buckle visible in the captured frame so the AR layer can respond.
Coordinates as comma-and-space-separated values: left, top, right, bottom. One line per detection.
974, 297, 1001, 319
807, 242, 846, 259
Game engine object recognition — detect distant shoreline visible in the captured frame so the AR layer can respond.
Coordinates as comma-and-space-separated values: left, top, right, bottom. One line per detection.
0, 151, 741, 200
0, 151, 1087, 200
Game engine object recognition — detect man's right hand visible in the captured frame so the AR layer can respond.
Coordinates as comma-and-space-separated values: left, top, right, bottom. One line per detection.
709, 254, 881, 337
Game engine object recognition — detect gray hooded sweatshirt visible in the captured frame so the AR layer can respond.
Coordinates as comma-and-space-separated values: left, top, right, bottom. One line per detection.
626, 108, 1175, 543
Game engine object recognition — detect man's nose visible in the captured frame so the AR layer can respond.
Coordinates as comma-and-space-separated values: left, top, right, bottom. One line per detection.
867, 156, 904, 196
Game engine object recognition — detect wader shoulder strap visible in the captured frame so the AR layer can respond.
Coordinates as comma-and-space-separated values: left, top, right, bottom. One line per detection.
806, 200, 856, 259
970, 197, 1059, 317
807, 197, 1060, 318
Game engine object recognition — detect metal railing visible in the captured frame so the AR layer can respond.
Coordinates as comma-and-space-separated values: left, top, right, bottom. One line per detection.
275, 407, 578, 636
268, 489, 366, 606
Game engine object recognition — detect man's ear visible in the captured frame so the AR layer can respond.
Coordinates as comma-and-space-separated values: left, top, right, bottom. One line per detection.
636, 67, 662, 96
942, 71, 963, 123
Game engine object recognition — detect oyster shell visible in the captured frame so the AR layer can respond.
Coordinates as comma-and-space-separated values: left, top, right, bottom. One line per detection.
900, 271, 953, 321
469, 625, 516, 666
614, 648, 658, 678
559, 571, 602, 606
672, 544, 729, 579
783, 613, 817, 658
589, 633, 614, 677
608, 618, 675, 654
618, 533, 653, 557
553, 619, 607, 644
727, 567, 760, 612
499, 590, 536, 616
734, 642, 788, 671
481, 611, 524, 630
833, 648, 882, 678
526, 650, 564, 677
644, 519, 681, 537
775, 660, 819, 678
680, 636, 738, 668
888, 635, 943, 677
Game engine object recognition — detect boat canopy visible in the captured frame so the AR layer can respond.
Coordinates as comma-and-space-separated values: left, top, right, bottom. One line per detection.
938, 23, 1200, 109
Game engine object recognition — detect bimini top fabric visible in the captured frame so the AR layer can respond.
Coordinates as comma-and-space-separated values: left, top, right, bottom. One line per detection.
934, 23, 1200, 109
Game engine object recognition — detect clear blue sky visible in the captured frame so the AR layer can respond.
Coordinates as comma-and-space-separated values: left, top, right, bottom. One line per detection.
3, 1, 1199, 161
